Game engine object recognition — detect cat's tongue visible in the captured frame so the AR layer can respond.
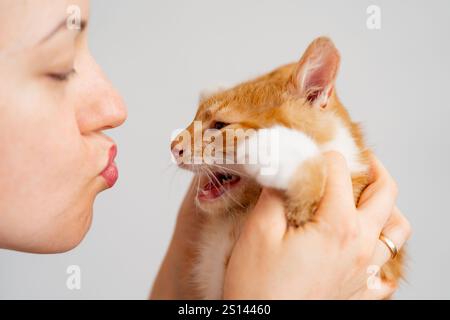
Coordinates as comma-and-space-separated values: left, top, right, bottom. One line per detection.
198, 182, 225, 200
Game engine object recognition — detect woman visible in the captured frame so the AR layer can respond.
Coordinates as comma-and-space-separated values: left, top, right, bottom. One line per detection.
0, 0, 410, 299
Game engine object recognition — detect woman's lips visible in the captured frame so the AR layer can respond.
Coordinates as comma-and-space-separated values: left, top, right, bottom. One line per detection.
101, 145, 118, 188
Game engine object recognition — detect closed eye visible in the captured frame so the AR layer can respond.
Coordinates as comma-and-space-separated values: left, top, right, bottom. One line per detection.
47, 68, 76, 82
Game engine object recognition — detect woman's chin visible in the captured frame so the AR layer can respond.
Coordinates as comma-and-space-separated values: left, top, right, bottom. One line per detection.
49, 206, 94, 254
6, 204, 94, 254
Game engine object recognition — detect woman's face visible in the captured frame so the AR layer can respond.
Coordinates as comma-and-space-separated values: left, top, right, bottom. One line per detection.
0, 0, 127, 253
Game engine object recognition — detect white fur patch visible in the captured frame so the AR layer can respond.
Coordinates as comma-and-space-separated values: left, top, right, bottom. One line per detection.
320, 122, 368, 173
239, 123, 367, 189
240, 126, 320, 190
193, 215, 244, 299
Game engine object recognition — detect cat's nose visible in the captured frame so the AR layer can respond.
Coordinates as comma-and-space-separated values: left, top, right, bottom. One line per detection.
171, 143, 184, 162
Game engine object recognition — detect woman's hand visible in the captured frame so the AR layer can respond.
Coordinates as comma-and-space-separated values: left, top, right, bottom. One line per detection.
223, 152, 411, 299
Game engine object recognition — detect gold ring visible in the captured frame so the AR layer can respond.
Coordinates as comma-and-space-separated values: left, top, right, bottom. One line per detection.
379, 234, 398, 259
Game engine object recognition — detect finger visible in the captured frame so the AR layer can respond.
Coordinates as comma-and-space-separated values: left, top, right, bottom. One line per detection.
358, 155, 398, 232
316, 151, 356, 222
244, 188, 287, 241
355, 280, 398, 300
372, 206, 411, 266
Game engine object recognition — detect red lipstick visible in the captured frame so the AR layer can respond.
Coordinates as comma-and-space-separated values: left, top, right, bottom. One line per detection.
101, 145, 118, 188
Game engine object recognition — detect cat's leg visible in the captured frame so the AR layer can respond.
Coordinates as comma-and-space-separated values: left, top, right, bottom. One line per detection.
285, 156, 326, 226
240, 126, 326, 226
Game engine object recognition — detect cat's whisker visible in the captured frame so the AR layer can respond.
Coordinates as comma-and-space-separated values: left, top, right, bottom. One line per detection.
195, 173, 201, 203
204, 167, 245, 209
168, 166, 180, 198
163, 162, 178, 173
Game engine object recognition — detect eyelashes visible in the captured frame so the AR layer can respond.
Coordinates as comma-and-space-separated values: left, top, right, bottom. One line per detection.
47, 68, 77, 82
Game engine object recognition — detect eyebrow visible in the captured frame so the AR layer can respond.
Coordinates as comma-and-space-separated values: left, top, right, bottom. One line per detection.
37, 19, 87, 46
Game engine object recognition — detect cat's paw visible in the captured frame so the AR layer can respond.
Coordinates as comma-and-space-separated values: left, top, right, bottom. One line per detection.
287, 200, 319, 227
238, 126, 320, 190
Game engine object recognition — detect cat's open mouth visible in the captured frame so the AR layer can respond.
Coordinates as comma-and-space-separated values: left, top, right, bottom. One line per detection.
197, 172, 241, 201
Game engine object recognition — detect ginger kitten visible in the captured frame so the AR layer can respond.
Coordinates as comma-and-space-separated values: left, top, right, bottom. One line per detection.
171, 37, 404, 299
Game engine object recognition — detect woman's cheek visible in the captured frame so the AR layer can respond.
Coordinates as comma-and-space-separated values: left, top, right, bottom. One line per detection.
0, 91, 97, 252
5, 124, 95, 252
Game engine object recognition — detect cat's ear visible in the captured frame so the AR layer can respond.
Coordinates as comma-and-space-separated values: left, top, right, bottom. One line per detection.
289, 37, 340, 108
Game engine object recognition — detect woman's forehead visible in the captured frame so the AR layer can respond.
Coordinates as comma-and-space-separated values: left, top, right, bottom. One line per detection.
0, 0, 89, 53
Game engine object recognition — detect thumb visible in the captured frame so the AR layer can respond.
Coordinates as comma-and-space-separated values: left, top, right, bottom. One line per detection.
316, 151, 356, 223
245, 188, 287, 241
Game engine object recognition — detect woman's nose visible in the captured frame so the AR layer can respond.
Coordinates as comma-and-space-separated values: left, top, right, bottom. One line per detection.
76, 59, 128, 134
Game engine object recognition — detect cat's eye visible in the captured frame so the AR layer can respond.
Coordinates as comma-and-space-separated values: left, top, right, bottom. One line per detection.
212, 121, 229, 130
47, 68, 77, 82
